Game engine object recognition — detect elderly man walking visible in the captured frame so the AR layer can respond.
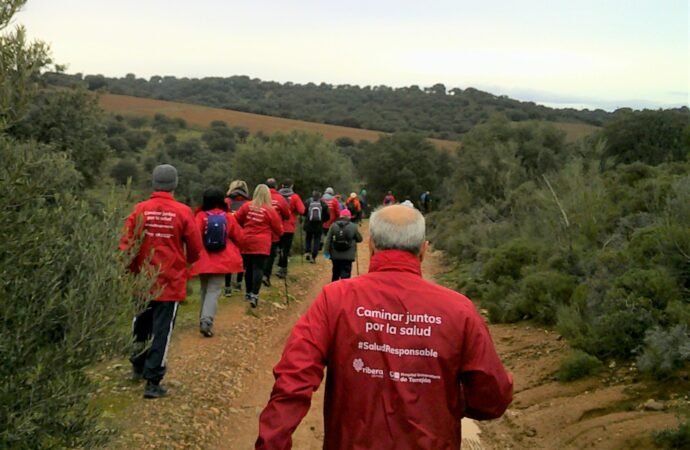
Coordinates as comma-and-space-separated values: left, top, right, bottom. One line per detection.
256, 205, 512, 449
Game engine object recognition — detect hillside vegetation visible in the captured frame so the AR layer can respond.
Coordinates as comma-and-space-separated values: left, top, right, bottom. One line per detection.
46, 72, 622, 140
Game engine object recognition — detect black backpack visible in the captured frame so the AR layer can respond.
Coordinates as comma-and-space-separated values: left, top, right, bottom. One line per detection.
308, 199, 323, 222
331, 222, 353, 252
203, 212, 227, 252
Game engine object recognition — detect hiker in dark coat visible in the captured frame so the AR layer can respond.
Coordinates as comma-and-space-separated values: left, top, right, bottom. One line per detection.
323, 209, 362, 281
302, 190, 330, 263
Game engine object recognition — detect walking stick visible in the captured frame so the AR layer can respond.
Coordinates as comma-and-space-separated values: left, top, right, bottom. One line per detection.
356, 248, 360, 276
299, 218, 304, 265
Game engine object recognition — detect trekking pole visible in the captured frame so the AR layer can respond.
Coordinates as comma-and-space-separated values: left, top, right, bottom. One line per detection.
299, 218, 304, 265
356, 249, 360, 276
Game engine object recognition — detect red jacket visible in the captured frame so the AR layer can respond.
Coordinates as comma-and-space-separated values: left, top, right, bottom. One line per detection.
257, 250, 512, 450
235, 202, 284, 255
280, 192, 305, 234
383, 194, 396, 205
190, 209, 244, 275
119, 192, 202, 301
322, 197, 340, 231
270, 188, 291, 242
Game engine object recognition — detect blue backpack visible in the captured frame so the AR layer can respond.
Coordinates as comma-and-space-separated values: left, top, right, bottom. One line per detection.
204, 212, 227, 252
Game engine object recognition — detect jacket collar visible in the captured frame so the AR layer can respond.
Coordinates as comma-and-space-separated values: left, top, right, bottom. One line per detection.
151, 191, 175, 200
368, 250, 422, 276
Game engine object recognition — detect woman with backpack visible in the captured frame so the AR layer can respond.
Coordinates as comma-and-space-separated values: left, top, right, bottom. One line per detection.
234, 184, 284, 307
323, 209, 363, 281
224, 180, 251, 296
302, 190, 330, 264
190, 188, 244, 337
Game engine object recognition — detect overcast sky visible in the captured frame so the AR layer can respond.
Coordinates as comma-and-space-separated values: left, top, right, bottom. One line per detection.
16, 0, 689, 111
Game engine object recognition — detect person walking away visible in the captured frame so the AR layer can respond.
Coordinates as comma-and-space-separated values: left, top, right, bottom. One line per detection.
190, 188, 244, 337
383, 190, 396, 206
235, 184, 283, 307
359, 188, 368, 218
344, 192, 362, 224
420, 190, 432, 213
302, 191, 330, 263
119, 164, 203, 399
262, 178, 291, 287
276, 178, 305, 279
323, 209, 362, 281
224, 180, 251, 296
256, 205, 512, 448
321, 187, 340, 245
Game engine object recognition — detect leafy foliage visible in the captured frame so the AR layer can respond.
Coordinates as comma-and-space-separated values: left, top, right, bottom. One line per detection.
558, 351, 602, 382
636, 325, 690, 380
654, 419, 690, 449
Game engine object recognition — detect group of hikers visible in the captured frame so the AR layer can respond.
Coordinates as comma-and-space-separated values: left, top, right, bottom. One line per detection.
119, 164, 510, 450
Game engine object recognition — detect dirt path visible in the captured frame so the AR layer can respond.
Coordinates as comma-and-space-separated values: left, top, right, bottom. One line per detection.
95, 229, 687, 449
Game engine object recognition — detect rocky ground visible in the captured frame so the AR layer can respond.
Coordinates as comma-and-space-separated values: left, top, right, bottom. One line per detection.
91, 229, 688, 449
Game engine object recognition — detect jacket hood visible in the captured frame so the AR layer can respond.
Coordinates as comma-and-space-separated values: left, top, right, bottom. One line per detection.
322, 193, 334, 201
368, 249, 422, 276
278, 187, 295, 196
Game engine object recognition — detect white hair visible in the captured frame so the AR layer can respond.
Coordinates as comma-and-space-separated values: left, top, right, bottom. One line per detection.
369, 206, 426, 255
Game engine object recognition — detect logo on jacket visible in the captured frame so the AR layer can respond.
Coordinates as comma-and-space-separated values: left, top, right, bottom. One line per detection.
352, 358, 383, 378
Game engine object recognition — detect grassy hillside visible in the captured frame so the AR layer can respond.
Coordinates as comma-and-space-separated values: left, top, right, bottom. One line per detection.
99, 94, 598, 148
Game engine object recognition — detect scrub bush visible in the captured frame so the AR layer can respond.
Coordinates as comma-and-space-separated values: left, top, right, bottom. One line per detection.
636, 325, 690, 379
558, 350, 602, 381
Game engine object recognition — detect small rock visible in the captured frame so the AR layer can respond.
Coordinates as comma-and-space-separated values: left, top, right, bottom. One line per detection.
168, 380, 183, 388
525, 427, 537, 437
643, 399, 665, 411
609, 361, 616, 369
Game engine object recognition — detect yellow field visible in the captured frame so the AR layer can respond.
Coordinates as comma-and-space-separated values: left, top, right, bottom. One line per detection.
98, 94, 458, 150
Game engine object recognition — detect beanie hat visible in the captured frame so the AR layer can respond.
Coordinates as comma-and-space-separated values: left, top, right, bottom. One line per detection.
339, 209, 352, 218
350, 192, 357, 198
325, 187, 335, 196
152, 164, 178, 192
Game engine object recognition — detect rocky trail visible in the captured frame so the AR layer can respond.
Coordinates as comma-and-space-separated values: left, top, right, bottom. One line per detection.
92, 228, 687, 449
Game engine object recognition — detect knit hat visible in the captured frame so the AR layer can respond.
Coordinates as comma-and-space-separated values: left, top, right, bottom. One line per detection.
350, 192, 357, 198
325, 187, 335, 196
152, 164, 178, 192
339, 209, 352, 218
401, 200, 415, 208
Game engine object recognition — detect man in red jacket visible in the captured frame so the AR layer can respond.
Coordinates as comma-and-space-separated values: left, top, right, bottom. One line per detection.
119, 164, 203, 399
256, 205, 512, 449
277, 178, 305, 279
263, 178, 291, 287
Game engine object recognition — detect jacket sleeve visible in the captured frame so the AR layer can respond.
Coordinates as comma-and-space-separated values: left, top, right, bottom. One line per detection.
292, 194, 305, 216
235, 203, 248, 226
227, 213, 244, 247
459, 309, 513, 420
183, 210, 203, 264
278, 197, 291, 221
268, 207, 284, 237
323, 226, 333, 253
353, 226, 363, 243
256, 291, 331, 449
118, 209, 139, 252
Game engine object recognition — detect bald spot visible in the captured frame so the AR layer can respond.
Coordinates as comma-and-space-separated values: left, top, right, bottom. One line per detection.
376, 205, 420, 225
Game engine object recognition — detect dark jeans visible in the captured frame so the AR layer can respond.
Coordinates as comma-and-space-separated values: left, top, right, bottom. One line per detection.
242, 254, 269, 296
305, 229, 322, 259
278, 232, 295, 269
130, 301, 179, 384
331, 259, 353, 281
225, 272, 244, 287
263, 242, 280, 279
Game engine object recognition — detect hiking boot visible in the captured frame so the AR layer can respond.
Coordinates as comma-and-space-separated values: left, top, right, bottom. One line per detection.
224, 286, 233, 297
276, 267, 287, 279
262, 276, 271, 287
143, 382, 168, 399
233, 282, 242, 292
131, 365, 144, 381
248, 293, 259, 308
309, 257, 316, 264
200, 323, 214, 338
305, 253, 311, 262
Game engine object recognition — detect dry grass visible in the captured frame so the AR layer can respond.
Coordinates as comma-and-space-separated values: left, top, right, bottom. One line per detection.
552, 121, 600, 142
99, 94, 458, 150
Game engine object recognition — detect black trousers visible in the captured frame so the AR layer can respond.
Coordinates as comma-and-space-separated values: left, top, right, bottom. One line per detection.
305, 229, 322, 259
263, 242, 280, 279
243, 254, 269, 295
277, 232, 295, 269
331, 259, 353, 281
225, 272, 244, 287
130, 301, 179, 384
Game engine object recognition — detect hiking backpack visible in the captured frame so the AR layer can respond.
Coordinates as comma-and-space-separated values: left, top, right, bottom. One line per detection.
308, 199, 323, 222
331, 222, 353, 252
204, 212, 227, 252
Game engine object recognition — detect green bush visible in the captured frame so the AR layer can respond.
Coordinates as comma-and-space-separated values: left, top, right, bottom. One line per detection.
654, 419, 690, 449
636, 325, 690, 379
558, 350, 602, 381
110, 159, 139, 185
516, 271, 577, 324
481, 238, 539, 282
0, 137, 152, 448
